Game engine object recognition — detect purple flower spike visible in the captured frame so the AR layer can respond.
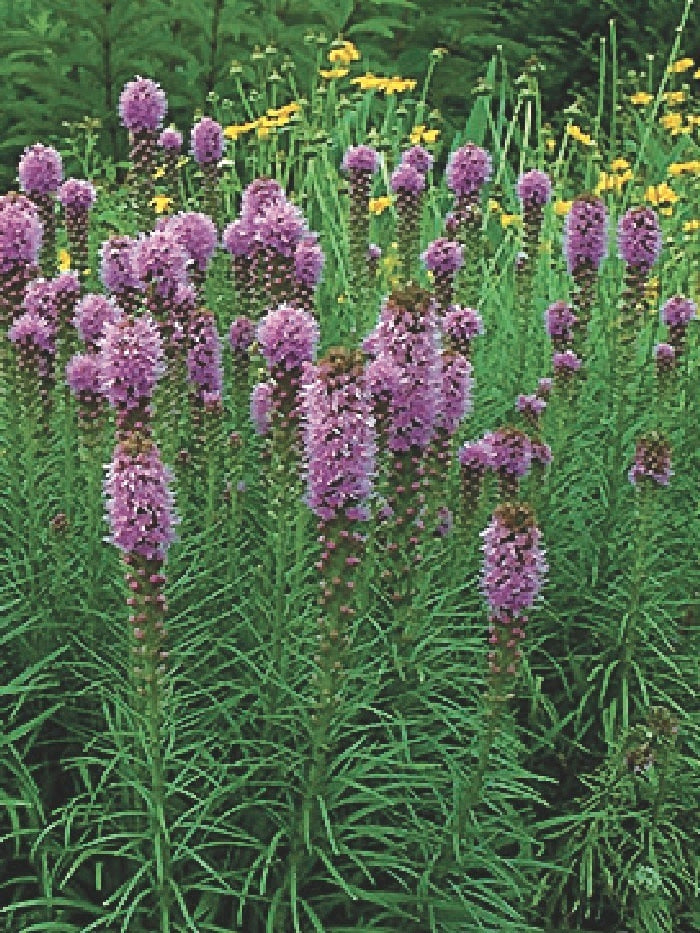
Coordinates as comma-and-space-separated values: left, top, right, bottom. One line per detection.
341, 145, 380, 174
485, 427, 533, 480
401, 145, 434, 175
222, 217, 257, 257
133, 229, 189, 298
301, 347, 375, 522
531, 441, 553, 467
66, 351, 101, 398
100, 236, 142, 296
104, 437, 178, 560
553, 349, 582, 373
158, 128, 182, 152
422, 238, 464, 274
437, 351, 473, 435
159, 211, 218, 273
563, 194, 608, 274
446, 143, 492, 199
660, 293, 695, 354
545, 299, 578, 348
653, 342, 676, 378
628, 433, 672, 487
517, 169, 552, 207
516, 393, 546, 429
74, 293, 123, 350
255, 199, 307, 260
536, 377, 553, 398
229, 316, 255, 357
390, 163, 426, 195
442, 304, 484, 356
99, 313, 164, 416
0, 198, 43, 273
250, 381, 274, 436
481, 502, 547, 617
257, 304, 319, 374
58, 179, 97, 212
618, 206, 662, 270
119, 76, 167, 132
240, 177, 286, 219
191, 117, 225, 165
23, 278, 56, 325
9, 310, 54, 355
294, 233, 325, 290
187, 309, 223, 402
19, 144, 63, 195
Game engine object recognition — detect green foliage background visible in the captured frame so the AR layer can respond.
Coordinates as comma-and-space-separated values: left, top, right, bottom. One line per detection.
0, 0, 697, 188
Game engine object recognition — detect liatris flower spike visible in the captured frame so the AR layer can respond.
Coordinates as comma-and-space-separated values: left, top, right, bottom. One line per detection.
563, 194, 608, 338
446, 142, 492, 206
159, 211, 218, 293
18, 143, 63, 275
552, 349, 582, 389
341, 144, 380, 318
516, 393, 546, 429
100, 235, 144, 315
250, 381, 274, 437
445, 142, 492, 305
544, 300, 578, 350
191, 117, 225, 225
158, 127, 183, 210
66, 351, 105, 434
0, 196, 42, 384
390, 163, 426, 281
58, 179, 97, 275
515, 171, 552, 366
119, 76, 167, 226
421, 239, 464, 312
229, 316, 256, 360
401, 145, 434, 175
253, 199, 308, 310
660, 295, 696, 358
442, 304, 483, 358
9, 310, 55, 416
294, 233, 325, 311
484, 426, 533, 500
222, 216, 259, 316
617, 207, 662, 349
628, 432, 672, 487
74, 293, 123, 352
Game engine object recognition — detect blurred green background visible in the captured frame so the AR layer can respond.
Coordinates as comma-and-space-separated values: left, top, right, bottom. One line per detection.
0, 0, 696, 189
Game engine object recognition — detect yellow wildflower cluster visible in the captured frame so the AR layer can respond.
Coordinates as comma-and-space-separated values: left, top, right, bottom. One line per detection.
695, 68, 700, 79
630, 91, 653, 106
152, 195, 172, 214
595, 159, 633, 195
566, 124, 595, 146
369, 196, 392, 215
668, 160, 700, 176
58, 249, 71, 272
351, 73, 417, 94
659, 111, 692, 135
500, 213, 520, 228
409, 124, 440, 145
645, 181, 678, 215
554, 200, 573, 216
645, 277, 660, 303
319, 68, 349, 80
224, 101, 301, 141
683, 219, 700, 233
668, 57, 695, 74
663, 90, 686, 105
328, 41, 360, 65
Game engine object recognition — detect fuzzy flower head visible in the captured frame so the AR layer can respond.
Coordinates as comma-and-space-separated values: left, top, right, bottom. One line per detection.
563, 194, 608, 273
617, 206, 662, 270
191, 117, 225, 165
531, 441, 553, 467
0, 197, 42, 272
9, 310, 54, 355
58, 178, 97, 212
545, 300, 578, 342
18, 144, 63, 195
301, 347, 375, 522
229, 316, 255, 356
365, 353, 401, 414
187, 309, 223, 400
653, 341, 676, 374
240, 177, 286, 219
158, 127, 182, 152
99, 313, 164, 412
74, 293, 123, 350
436, 351, 473, 435
257, 304, 320, 373
553, 349, 582, 374
390, 163, 426, 195
400, 145, 434, 175
119, 76, 167, 132
294, 233, 325, 288
133, 229, 189, 297
341, 144, 381, 174
104, 436, 178, 561
221, 216, 257, 258
421, 237, 464, 274
159, 211, 218, 272
516, 393, 547, 421
100, 236, 143, 295
250, 380, 274, 436
66, 351, 101, 397
459, 438, 492, 472
660, 294, 696, 328
484, 426, 533, 479
23, 278, 56, 324
516, 169, 552, 208
442, 304, 484, 353
628, 432, 672, 487
481, 502, 547, 617
536, 377, 553, 398
254, 199, 307, 259
446, 142, 492, 198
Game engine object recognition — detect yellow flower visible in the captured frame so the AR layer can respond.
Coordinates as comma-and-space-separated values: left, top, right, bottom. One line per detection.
369, 196, 392, 215
663, 90, 686, 105
409, 124, 439, 145
351, 73, 383, 91
566, 123, 594, 146
257, 124, 272, 139
488, 198, 501, 213
500, 213, 521, 228
610, 158, 630, 171
660, 112, 683, 131
554, 200, 572, 216
337, 293, 345, 304
688, 115, 700, 126
668, 57, 694, 74
153, 166, 166, 180
683, 219, 700, 233
545, 137, 556, 152
329, 41, 360, 65
630, 91, 653, 105
176, 156, 189, 169
351, 73, 415, 94
645, 277, 660, 302
224, 122, 257, 140
668, 160, 700, 176
659, 206, 673, 216
58, 249, 71, 272
422, 128, 440, 144
694, 68, 700, 79
151, 195, 172, 214
645, 181, 678, 206
319, 67, 349, 80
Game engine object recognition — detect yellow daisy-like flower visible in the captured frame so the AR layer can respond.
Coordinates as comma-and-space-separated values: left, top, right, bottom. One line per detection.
610, 158, 630, 171
58, 249, 71, 272
554, 200, 572, 216
668, 160, 700, 176
409, 124, 439, 145
224, 121, 257, 141
500, 213, 521, 228
687, 115, 700, 126
350, 72, 383, 91
488, 198, 502, 213
659, 207, 673, 216
566, 124, 595, 146
660, 112, 683, 131
153, 166, 166, 180
668, 57, 694, 74
329, 41, 360, 65
683, 219, 700, 232
645, 181, 678, 206
176, 156, 189, 169
694, 68, 700, 79
369, 196, 392, 215
319, 67, 349, 80
351, 73, 416, 94
630, 91, 653, 105
663, 90, 686, 105
151, 195, 172, 214
257, 125, 272, 139
422, 129, 440, 144
545, 137, 556, 152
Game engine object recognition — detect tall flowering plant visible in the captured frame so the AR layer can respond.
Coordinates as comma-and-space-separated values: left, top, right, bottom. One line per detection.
341, 145, 380, 328
119, 76, 168, 228
18, 143, 63, 276
58, 179, 97, 277
445, 142, 492, 307
421, 238, 464, 314
563, 194, 608, 348
617, 206, 662, 368
515, 170, 552, 373
100, 235, 145, 316
157, 127, 183, 212
390, 162, 426, 282
191, 117, 225, 227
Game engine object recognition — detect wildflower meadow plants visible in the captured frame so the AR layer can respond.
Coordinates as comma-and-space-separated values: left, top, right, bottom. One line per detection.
0, 19, 699, 933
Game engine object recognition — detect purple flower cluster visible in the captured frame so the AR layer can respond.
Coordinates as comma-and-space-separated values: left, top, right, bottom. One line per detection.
74, 294, 123, 350
191, 117, 225, 165
133, 229, 189, 299
0, 196, 42, 273
250, 381, 274, 436
458, 438, 491, 513
158, 128, 182, 152
341, 145, 381, 175
484, 426, 533, 480
563, 195, 608, 274
98, 314, 164, 416
100, 236, 142, 297
400, 145, 433, 175
240, 177, 286, 218
119, 77, 167, 132
544, 300, 578, 347
481, 502, 547, 618
66, 352, 102, 412
422, 238, 464, 275
661, 294, 695, 331
617, 207, 662, 270
442, 304, 484, 356
18, 144, 63, 195
446, 143, 492, 199
301, 348, 375, 521
257, 304, 320, 375
516, 393, 546, 428
187, 309, 223, 404
390, 163, 425, 196
436, 351, 473, 435
255, 199, 307, 260
104, 437, 177, 560
23, 278, 57, 325
628, 433, 672, 487
58, 179, 97, 213
158, 211, 218, 275
517, 170, 552, 208
294, 233, 325, 290
653, 341, 676, 377
553, 349, 582, 374
229, 316, 255, 357
9, 310, 54, 356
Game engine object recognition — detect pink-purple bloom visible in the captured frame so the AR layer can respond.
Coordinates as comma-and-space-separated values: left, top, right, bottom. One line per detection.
484, 427, 533, 479
421, 238, 464, 274
0, 198, 42, 272
250, 380, 274, 436
257, 305, 320, 374
254, 199, 307, 259
191, 117, 225, 165
628, 433, 672, 487
341, 145, 381, 174
516, 393, 546, 420
100, 236, 143, 295
229, 316, 255, 356
9, 310, 54, 355
481, 503, 547, 617
222, 217, 257, 258
158, 211, 218, 272
660, 295, 695, 328
74, 293, 123, 350
445, 143, 492, 198
436, 351, 473, 434
119, 76, 167, 132
58, 179, 97, 212
98, 314, 164, 412
133, 230, 189, 298
563, 195, 608, 273
617, 206, 662, 270
294, 233, 325, 288
240, 177, 286, 219
516, 169, 552, 207
400, 145, 434, 174
158, 128, 182, 152
66, 351, 101, 397
390, 163, 425, 195
187, 309, 223, 402
553, 349, 582, 373
442, 305, 484, 354
18, 144, 63, 195
545, 300, 578, 345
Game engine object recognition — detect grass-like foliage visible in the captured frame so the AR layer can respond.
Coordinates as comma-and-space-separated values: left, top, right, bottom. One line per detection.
0, 6, 699, 932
